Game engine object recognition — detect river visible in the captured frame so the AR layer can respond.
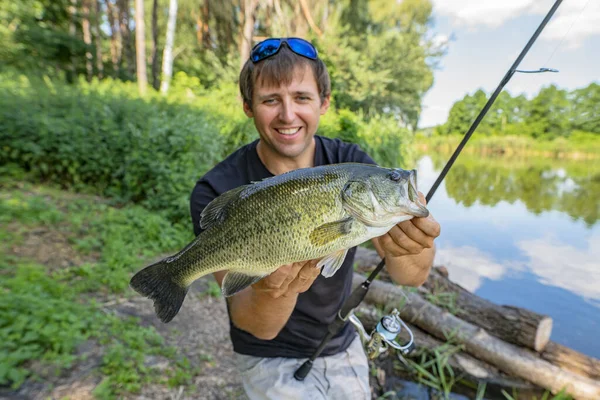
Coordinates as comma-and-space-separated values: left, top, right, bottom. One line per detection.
416, 153, 600, 359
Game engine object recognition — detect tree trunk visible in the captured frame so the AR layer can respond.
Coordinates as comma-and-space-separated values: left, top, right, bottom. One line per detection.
82, 0, 94, 81
118, 0, 135, 77
197, 0, 211, 47
356, 304, 540, 391
151, 0, 160, 90
104, 0, 121, 75
423, 268, 553, 352
298, 0, 322, 37
134, 0, 147, 95
160, 0, 178, 94
239, 0, 259, 71
351, 274, 600, 399
68, 0, 78, 83
93, 0, 104, 78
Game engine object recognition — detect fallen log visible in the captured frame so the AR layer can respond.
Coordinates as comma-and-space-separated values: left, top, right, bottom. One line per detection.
542, 342, 600, 382
354, 248, 552, 352
425, 267, 600, 381
423, 267, 552, 352
355, 304, 539, 391
351, 273, 600, 399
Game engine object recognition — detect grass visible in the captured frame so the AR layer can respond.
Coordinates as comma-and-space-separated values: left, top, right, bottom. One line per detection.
414, 134, 600, 160
0, 179, 198, 398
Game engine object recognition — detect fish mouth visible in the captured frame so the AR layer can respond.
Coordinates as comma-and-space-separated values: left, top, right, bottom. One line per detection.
407, 170, 429, 218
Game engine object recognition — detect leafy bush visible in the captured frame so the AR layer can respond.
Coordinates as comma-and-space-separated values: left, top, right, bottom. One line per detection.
0, 71, 413, 224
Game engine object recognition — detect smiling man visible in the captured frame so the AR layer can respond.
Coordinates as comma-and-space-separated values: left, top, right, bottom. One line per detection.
190, 37, 440, 400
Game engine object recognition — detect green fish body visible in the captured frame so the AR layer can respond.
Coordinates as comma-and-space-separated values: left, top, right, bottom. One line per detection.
130, 163, 428, 322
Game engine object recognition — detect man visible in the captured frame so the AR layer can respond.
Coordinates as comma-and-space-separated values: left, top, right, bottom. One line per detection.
190, 38, 440, 400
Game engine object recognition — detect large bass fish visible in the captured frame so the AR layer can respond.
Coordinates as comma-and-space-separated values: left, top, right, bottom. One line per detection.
130, 163, 429, 322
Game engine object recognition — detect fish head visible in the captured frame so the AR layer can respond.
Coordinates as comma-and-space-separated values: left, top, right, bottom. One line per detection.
342, 168, 429, 227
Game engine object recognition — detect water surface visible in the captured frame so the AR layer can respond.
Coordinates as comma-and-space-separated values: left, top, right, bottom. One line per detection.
416, 154, 600, 358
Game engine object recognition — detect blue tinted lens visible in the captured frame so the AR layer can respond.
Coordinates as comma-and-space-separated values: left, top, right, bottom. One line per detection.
251, 39, 282, 62
287, 38, 318, 59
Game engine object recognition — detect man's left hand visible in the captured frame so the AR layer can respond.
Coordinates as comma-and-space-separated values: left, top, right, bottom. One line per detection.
375, 192, 440, 257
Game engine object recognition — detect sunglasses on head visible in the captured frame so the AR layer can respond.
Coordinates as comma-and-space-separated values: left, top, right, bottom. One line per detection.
250, 37, 318, 63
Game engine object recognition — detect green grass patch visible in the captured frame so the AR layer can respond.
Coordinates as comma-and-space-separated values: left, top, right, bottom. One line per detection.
0, 182, 197, 397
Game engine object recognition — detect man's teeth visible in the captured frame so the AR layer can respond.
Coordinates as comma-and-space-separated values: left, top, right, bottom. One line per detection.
278, 128, 300, 135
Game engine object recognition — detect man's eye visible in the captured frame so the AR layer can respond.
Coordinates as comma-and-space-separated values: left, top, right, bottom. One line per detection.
264, 98, 277, 104
297, 96, 311, 101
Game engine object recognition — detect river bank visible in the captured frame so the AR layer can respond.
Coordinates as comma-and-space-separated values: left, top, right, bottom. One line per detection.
414, 135, 600, 160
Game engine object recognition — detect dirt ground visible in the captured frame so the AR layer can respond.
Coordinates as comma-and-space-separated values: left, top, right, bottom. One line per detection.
1, 223, 408, 400
3, 274, 246, 400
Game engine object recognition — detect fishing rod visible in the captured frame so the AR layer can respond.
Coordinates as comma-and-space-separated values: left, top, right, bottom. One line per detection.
294, 0, 563, 381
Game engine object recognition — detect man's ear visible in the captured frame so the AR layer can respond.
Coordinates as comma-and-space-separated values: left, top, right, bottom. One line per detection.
243, 101, 254, 118
320, 95, 331, 115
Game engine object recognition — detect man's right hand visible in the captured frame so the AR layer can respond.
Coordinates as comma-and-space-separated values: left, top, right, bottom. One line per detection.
251, 259, 321, 299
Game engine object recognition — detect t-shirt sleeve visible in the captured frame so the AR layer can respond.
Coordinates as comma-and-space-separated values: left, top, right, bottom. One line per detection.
190, 180, 219, 236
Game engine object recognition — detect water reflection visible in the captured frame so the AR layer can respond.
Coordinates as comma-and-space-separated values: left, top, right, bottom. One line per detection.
425, 153, 599, 226
417, 155, 600, 358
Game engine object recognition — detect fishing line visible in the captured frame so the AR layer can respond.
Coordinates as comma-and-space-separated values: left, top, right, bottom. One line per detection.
294, 0, 565, 382
542, 0, 592, 68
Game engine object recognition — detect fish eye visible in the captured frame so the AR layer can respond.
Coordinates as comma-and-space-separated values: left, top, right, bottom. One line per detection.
389, 170, 403, 182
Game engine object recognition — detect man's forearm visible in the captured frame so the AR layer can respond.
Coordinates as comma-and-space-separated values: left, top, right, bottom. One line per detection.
229, 288, 298, 340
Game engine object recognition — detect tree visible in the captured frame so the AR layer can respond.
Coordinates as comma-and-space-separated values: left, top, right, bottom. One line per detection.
134, 0, 147, 95
82, 0, 94, 81
239, 0, 259, 71
151, 0, 160, 90
160, 0, 177, 94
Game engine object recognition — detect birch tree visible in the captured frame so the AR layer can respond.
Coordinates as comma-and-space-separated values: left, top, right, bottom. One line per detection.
160, 0, 178, 94
134, 0, 147, 95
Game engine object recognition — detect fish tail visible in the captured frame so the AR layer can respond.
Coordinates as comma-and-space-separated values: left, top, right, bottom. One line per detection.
130, 259, 189, 323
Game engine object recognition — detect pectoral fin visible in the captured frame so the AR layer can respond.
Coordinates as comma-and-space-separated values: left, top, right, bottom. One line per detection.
221, 271, 267, 297
318, 248, 349, 278
309, 217, 354, 246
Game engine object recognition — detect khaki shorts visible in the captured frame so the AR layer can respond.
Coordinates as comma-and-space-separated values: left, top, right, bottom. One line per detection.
235, 335, 371, 400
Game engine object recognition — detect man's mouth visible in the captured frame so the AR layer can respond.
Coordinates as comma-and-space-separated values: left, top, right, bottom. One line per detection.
276, 127, 301, 136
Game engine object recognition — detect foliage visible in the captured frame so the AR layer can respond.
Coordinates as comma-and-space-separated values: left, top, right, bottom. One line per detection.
0, 71, 414, 226
1, 0, 442, 127
437, 83, 600, 139
319, 0, 443, 128
0, 182, 197, 394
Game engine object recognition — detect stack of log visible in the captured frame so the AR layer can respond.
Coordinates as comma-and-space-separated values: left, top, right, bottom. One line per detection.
353, 247, 600, 399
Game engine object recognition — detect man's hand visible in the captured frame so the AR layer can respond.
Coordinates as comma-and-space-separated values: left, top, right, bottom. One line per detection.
375, 192, 440, 257
251, 259, 321, 299
372, 192, 440, 286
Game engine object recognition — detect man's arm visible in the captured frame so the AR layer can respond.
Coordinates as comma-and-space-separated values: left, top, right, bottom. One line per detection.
213, 260, 321, 340
372, 192, 440, 287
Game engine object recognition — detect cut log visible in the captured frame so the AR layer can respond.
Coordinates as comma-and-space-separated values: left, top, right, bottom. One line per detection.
424, 266, 600, 380
542, 342, 600, 381
354, 248, 552, 352
355, 304, 539, 391
351, 274, 600, 399
424, 267, 552, 352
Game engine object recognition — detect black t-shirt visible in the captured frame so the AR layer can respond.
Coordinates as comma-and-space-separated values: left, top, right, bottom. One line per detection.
189, 135, 376, 358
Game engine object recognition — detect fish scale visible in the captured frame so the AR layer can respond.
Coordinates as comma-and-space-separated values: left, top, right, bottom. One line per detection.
130, 163, 428, 323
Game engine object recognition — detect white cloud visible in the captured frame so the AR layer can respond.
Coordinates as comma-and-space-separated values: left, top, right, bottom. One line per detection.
433, 0, 600, 47
434, 245, 507, 292
517, 234, 600, 300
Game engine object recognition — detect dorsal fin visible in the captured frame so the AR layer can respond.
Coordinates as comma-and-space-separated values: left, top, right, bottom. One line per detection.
199, 185, 246, 230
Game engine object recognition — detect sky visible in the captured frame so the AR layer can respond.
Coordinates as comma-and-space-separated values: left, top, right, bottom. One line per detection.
419, 0, 600, 128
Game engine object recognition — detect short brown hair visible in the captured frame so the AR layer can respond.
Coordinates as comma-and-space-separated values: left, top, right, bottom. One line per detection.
239, 44, 331, 108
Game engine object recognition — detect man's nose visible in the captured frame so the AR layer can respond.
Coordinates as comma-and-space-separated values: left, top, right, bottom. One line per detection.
278, 99, 295, 123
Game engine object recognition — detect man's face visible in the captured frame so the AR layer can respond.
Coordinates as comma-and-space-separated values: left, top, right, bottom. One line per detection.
244, 65, 330, 162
